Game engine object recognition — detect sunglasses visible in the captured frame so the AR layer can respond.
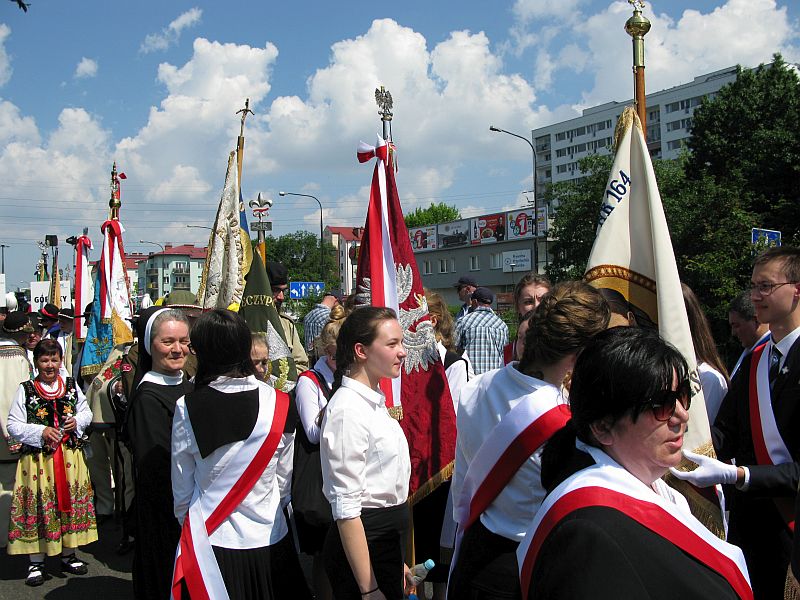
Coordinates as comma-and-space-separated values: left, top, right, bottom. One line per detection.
647, 381, 691, 421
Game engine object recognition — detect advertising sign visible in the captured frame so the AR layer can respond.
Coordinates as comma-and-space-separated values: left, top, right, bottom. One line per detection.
29, 281, 72, 311
502, 249, 532, 273
470, 213, 506, 244
507, 209, 534, 239
0, 274, 5, 307
409, 225, 438, 252
437, 219, 470, 249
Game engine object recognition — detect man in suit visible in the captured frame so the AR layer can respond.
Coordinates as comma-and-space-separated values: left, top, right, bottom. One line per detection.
673, 246, 800, 599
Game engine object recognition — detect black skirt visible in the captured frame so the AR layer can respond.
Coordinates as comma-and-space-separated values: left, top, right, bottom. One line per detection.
180, 533, 312, 600
295, 509, 331, 555
323, 503, 410, 600
447, 520, 521, 600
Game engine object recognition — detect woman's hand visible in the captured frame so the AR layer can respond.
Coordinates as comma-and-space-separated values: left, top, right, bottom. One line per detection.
41, 426, 61, 447
403, 562, 417, 594
62, 416, 76, 433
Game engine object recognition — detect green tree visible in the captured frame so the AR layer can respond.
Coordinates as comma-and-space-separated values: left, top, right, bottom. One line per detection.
260, 231, 339, 290
404, 202, 461, 228
687, 54, 800, 239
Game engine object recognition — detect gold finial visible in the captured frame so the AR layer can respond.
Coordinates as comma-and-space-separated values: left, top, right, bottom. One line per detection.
625, 0, 651, 68
109, 162, 121, 219
236, 98, 254, 138
375, 86, 393, 122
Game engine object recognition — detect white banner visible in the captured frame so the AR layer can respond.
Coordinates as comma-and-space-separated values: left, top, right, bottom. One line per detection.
0, 274, 5, 307
30, 280, 72, 312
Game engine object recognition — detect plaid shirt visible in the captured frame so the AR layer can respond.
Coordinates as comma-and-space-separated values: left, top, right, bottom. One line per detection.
455, 306, 508, 375
303, 304, 331, 352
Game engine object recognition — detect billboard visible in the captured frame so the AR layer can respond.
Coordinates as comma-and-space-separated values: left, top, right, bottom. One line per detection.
409, 225, 438, 252
507, 207, 548, 239
470, 213, 506, 244
437, 219, 470, 249
29, 280, 72, 311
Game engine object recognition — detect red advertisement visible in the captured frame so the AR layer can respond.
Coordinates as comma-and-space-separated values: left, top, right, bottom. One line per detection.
470, 213, 506, 244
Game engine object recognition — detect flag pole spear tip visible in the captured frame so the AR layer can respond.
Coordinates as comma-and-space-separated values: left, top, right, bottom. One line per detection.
109, 162, 122, 220
626, 0, 651, 140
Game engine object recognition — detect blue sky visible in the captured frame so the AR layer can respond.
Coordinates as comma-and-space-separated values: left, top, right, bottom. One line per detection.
0, 0, 798, 293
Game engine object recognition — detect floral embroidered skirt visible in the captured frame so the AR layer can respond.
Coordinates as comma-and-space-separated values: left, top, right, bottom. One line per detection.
7, 449, 98, 555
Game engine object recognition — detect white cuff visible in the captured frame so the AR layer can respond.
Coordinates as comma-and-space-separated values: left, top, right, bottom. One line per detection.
735, 466, 750, 491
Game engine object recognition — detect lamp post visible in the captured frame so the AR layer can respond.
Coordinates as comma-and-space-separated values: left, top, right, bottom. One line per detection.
0, 243, 7, 273
186, 225, 213, 232
140, 240, 165, 298
490, 125, 540, 273
279, 191, 325, 284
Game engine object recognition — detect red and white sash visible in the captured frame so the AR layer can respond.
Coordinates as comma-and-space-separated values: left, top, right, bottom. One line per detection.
170, 390, 289, 600
452, 384, 569, 565
517, 443, 752, 600
748, 341, 791, 466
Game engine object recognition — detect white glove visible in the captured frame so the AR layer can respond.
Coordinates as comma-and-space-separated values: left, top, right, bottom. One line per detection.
669, 450, 738, 487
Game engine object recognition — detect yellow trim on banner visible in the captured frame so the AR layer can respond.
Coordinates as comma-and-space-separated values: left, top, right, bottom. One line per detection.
585, 265, 658, 325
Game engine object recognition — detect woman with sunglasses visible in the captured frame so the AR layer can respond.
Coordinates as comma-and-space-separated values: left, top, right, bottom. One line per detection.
518, 327, 752, 600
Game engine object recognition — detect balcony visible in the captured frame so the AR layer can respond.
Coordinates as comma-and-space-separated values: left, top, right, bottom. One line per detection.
146, 268, 160, 275
173, 282, 190, 291
172, 264, 189, 274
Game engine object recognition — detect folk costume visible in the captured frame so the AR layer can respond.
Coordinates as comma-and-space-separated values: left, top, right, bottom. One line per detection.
517, 441, 752, 600
6, 375, 97, 555
448, 363, 569, 599
0, 315, 32, 548
127, 307, 194, 600
713, 330, 800, 599
321, 376, 411, 600
171, 376, 309, 600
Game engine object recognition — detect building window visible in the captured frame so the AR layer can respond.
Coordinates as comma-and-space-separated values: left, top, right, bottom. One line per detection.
438, 259, 448, 274
450, 258, 456, 272
423, 260, 432, 275
469, 256, 479, 271
555, 132, 566, 141
490, 253, 502, 270
556, 164, 567, 174
667, 139, 686, 151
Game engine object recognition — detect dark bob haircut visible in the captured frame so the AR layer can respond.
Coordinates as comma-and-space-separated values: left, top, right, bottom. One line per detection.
33, 337, 63, 361
191, 309, 255, 386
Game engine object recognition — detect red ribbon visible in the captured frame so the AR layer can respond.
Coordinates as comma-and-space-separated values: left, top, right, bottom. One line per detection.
49, 404, 72, 514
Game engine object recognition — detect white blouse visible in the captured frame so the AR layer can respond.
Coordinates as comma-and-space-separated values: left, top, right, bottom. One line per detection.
171, 376, 294, 549
436, 342, 475, 414
321, 376, 411, 520
453, 362, 552, 542
295, 357, 334, 444
7, 377, 92, 447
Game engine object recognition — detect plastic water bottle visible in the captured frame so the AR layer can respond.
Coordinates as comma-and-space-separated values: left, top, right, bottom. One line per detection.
407, 559, 435, 599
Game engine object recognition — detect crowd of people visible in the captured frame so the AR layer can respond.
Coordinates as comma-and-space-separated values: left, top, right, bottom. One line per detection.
0, 246, 796, 599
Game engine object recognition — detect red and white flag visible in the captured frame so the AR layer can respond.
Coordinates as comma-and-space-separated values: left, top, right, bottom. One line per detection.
355, 136, 457, 500
73, 233, 93, 341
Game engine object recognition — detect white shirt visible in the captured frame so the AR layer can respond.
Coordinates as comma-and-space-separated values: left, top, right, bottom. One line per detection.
698, 362, 728, 425
171, 376, 293, 549
7, 376, 92, 447
453, 362, 552, 542
772, 325, 800, 370
437, 342, 475, 415
321, 376, 410, 520
295, 357, 334, 444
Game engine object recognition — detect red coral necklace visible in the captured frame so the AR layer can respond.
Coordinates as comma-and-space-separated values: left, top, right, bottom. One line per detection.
34, 377, 65, 401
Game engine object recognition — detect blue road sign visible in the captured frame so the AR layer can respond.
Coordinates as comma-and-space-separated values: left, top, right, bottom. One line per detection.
289, 281, 325, 299
751, 228, 781, 247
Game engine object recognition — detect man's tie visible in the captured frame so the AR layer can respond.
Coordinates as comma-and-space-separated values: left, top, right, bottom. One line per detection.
769, 345, 782, 390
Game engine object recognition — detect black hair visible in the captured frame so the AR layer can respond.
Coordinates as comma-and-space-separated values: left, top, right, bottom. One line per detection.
191, 309, 255, 386
33, 337, 63, 361
541, 327, 688, 491
728, 290, 757, 321
332, 306, 397, 391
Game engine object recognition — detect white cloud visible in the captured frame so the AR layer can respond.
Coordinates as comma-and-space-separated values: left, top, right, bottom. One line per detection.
140, 7, 202, 54
0, 24, 12, 87
147, 164, 211, 201
74, 57, 97, 79
513, 0, 586, 22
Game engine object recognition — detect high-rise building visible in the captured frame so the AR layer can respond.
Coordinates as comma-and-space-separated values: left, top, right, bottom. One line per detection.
531, 65, 741, 194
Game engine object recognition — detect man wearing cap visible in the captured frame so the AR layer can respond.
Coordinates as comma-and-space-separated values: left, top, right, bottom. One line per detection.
38, 302, 60, 338
454, 287, 508, 375
454, 276, 478, 322
0, 312, 34, 548
303, 290, 341, 360
266, 260, 309, 372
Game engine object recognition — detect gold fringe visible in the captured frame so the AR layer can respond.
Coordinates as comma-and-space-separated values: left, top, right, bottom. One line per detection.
785, 568, 800, 600
664, 441, 726, 539
80, 363, 102, 377
612, 105, 641, 152
409, 461, 454, 506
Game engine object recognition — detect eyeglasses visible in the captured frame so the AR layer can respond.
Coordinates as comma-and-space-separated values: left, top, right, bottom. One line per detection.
647, 383, 691, 421
749, 281, 798, 296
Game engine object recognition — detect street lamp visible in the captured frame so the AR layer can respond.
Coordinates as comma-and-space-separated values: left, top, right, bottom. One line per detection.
279, 191, 325, 284
490, 125, 540, 273
140, 240, 165, 298
0, 243, 7, 273
186, 225, 213, 232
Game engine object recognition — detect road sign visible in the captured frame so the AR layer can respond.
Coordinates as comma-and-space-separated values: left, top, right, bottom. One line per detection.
751, 228, 781, 247
289, 281, 325, 299
250, 221, 272, 231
